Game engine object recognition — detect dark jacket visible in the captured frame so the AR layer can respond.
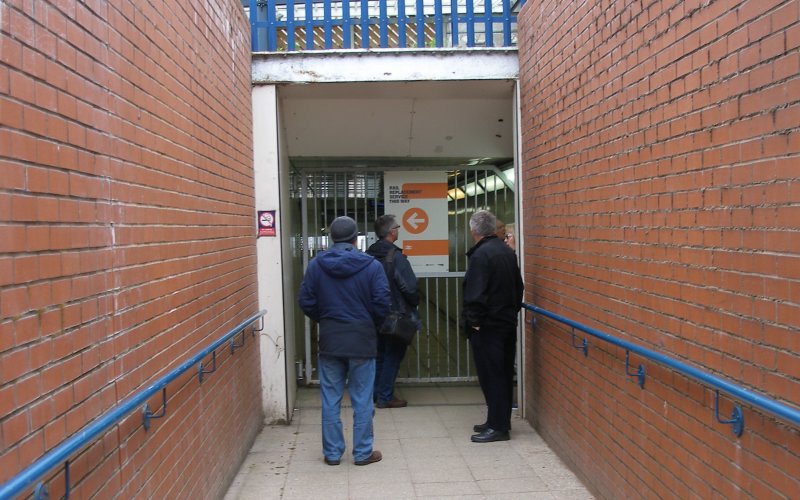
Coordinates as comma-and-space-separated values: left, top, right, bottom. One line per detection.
298, 242, 391, 358
366, 239, 421, 327
462, 235, 524, 332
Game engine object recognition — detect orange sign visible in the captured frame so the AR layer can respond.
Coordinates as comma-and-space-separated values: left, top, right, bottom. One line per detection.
385, 171, 448, 272
402, 208, 429, 234
400, 183, 448, 199
403, 240, 448, 256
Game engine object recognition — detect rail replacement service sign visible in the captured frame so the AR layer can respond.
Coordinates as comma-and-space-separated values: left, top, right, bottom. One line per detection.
384, 171, 448, 273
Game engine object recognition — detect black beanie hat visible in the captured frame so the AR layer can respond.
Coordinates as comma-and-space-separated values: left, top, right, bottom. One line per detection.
330, 216, 358, 243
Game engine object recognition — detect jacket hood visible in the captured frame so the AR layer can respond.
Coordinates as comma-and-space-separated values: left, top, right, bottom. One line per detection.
317, 245, 375, 278
366, 238, 400, 260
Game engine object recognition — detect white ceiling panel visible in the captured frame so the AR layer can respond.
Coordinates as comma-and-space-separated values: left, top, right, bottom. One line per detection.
279, 80, 515, 160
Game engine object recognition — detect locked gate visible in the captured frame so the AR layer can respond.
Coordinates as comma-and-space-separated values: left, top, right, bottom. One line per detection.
291, 167, 516, 385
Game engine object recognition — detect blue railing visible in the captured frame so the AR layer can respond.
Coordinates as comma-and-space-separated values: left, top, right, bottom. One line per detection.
524, 304, 800, 436
0, 310, 267, 500
249, 0, 525, 51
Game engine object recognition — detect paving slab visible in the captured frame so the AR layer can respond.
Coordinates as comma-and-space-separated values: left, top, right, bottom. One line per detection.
225, 385, 593, 499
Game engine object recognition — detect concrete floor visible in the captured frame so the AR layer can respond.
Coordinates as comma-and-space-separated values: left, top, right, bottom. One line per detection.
224, 385, 593, 499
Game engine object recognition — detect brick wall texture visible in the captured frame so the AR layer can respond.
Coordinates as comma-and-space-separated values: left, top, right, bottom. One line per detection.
518, 0, 799, 497
0, 1, 260, 498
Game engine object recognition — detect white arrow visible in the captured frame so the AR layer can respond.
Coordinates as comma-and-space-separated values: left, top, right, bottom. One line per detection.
406, 211, 426, 230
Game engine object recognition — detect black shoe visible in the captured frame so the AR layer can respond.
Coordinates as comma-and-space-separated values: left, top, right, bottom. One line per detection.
473, 422, 510, 432
471, 428, 510, 443
324, 457, 340, 466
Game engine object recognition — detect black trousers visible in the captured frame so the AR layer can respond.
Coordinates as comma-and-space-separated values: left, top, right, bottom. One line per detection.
470, 326, 516, 432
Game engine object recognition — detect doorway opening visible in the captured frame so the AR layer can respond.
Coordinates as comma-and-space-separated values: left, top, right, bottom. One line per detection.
288, 164, 517, 386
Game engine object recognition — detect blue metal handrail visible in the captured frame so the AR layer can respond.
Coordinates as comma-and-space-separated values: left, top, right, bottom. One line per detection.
0, 309, 267, 500
524, 303, 800, 435
249, 0, 525, 51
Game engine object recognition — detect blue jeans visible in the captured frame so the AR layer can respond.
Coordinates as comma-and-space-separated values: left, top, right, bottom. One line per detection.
374, 336, 407, 405
318, 355, 376, 462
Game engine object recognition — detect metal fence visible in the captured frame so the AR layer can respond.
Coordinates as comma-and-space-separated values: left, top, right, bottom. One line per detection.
248, 0, 525, 51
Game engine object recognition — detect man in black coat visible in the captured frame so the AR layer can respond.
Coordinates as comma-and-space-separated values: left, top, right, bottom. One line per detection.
462, 210, 524, 442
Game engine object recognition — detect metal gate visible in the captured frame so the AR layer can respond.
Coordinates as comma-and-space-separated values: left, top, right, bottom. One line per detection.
291, 167, 516, 385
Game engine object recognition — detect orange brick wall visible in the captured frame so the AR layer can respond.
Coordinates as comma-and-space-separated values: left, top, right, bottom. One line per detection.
0, 1, 261, 498
518, 0, 799, 497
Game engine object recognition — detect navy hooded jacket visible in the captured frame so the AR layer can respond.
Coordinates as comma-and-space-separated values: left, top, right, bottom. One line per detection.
298, 242, 391, 358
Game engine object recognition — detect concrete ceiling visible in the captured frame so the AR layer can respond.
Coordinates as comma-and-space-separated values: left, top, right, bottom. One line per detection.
278, 80, 516, 169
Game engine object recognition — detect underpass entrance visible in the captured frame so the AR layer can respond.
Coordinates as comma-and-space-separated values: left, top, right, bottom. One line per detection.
290, 166, 517, 386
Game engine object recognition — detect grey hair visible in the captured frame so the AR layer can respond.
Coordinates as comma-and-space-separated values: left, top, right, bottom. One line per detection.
469, 210, 497, 238
374, 214, 398, 239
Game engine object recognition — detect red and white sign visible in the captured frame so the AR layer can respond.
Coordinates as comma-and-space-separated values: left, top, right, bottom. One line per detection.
258, 210, 276, 237
385, 171, 448, 273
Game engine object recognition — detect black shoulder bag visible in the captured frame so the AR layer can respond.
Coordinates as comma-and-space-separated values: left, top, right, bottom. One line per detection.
378, 247, 418, 345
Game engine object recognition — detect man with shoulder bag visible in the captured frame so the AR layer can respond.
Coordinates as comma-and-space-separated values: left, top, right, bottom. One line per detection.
367, 214, 421, 409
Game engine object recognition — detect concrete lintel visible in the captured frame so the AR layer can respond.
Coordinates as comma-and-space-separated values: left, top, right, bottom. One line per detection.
252, 48, 519, 84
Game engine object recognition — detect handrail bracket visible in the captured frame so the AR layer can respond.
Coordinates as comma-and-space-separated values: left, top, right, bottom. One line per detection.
571, 327, 588, 357
35, 458, 69, 499
714, 390, 744, 437
625, 350, 646, 388
198, 351, 217, 383
251, 316, 265, 336
143, 388, 168, 431
230, 330, 246, 354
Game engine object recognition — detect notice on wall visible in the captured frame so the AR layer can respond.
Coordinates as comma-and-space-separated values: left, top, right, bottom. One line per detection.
385, 171, 448, 273
257, 210, 277, 237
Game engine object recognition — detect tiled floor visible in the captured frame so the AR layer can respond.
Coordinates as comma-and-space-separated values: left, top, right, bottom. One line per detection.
224, 385, 593, 499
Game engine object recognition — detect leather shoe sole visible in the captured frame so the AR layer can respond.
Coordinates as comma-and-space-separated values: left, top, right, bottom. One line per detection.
354, 450, 382, 466
471, 429, 510, 443
324, 457, 340, 466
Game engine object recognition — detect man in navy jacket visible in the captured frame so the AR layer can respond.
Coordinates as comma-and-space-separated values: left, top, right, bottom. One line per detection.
298, 216, 391, 466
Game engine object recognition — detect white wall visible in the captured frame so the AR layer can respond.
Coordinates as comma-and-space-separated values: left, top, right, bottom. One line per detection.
253, 85, 291, 423
277, 95, 297, 419
252, 49, 519, 84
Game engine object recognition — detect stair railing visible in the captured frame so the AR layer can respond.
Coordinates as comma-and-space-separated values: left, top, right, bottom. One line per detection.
524, 303, 800, 437
0, 310, 267, 500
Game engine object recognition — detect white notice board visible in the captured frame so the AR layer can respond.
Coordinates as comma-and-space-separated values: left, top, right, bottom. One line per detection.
385, 171, 448, 273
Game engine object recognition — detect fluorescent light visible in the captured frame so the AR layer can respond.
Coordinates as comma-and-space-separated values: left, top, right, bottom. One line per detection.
447, 188, 466, 200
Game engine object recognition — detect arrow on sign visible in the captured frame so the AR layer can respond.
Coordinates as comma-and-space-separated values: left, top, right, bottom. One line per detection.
406, 211, 426, 230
